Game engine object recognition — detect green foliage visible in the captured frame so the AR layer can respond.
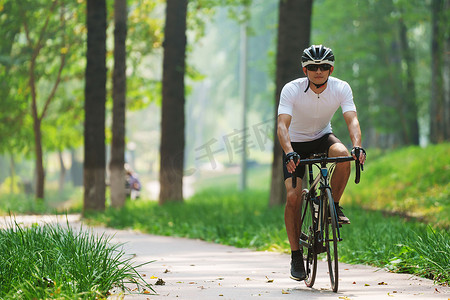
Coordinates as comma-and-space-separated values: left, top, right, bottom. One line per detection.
0, 221, 152, 298
344, 143, 450, 228
0, 185, 83, 215
125, 0, 164, 109
313, 0, 431, 145
0, 176, 22, 194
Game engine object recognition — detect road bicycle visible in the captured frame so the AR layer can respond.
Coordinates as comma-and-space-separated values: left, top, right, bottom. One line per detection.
292, 149, 363, 292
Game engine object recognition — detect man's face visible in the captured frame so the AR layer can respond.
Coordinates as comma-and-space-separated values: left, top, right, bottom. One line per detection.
302, 64, 334, 85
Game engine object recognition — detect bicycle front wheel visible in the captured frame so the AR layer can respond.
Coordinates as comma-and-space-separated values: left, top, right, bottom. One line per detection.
300, 190, 317, 288
324, 188, 339, 292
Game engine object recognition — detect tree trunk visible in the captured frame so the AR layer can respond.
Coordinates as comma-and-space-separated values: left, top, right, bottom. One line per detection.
21, 1, 66, 200
444, 0, 450, 141
84, 0, 107, 212
159, 0, 188, 204
269, 0, 313, 206
399, 18, 419, 145
430, 0, 445, 143
9, 154, 15, 193
58, 151, 66, 194
32, 107, 45, 199
70, 149, 83, 186
110, 0, 128, 208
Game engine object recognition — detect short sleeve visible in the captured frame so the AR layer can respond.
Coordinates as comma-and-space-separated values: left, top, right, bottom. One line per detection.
278, 82, 297, 116
340, 81, 356, 113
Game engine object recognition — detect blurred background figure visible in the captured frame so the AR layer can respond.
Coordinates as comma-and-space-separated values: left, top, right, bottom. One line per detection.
125, 163, 141, 200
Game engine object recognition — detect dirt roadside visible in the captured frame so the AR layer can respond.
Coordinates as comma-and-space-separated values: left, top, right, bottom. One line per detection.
1, 214, 448, 300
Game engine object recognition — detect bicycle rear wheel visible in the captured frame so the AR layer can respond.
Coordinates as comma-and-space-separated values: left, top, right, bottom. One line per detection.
324, 188, 339, 292
300, 190, 317, 288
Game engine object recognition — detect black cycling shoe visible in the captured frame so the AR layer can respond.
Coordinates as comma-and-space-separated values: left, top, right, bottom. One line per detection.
335, 205, 350, 224
290, 255, 306, 281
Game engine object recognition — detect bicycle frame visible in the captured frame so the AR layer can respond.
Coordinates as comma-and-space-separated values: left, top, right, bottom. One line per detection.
295, 153, 362, 292
305, 157, 342, 244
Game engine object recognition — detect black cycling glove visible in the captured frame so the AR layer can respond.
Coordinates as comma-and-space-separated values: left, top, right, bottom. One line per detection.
285, 152, 300, 165
351, 147, 366, 159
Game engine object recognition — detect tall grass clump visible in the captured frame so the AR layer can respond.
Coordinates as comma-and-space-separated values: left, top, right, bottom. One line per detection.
407, 227, 450, 284
339, 205, 449, 285
0, 221, 152, 299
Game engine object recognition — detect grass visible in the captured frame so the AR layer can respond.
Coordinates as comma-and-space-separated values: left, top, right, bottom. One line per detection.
87, 189, 288, 250
344, 143, 450, 228
0, 185, 83, 216
339, 205, 449, 284
0, 220, 153, 299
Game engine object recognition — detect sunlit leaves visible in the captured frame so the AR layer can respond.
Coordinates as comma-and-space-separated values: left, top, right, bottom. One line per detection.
313, 0, 432, 144
0, 0, 86, 158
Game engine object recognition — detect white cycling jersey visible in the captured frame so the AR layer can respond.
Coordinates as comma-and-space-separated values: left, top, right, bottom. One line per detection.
278, 76, 356, 142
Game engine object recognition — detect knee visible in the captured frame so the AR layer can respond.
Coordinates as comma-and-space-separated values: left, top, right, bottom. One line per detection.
286, 190, 300, 208
329, 143, 350, 157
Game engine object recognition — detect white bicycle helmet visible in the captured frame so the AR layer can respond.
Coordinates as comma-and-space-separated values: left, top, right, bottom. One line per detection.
301, 45, 335, 67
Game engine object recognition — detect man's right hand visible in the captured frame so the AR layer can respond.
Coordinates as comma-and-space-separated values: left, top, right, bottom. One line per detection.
285, 152, 300, 173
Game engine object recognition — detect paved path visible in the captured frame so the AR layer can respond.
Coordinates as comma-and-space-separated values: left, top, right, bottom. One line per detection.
1, 214, 448, 300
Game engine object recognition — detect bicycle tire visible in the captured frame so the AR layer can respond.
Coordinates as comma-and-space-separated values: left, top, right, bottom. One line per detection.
324, 188, 339, 292
300, 190, 317, 288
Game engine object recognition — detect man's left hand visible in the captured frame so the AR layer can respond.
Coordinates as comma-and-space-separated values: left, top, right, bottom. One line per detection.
351, 147, 366, 165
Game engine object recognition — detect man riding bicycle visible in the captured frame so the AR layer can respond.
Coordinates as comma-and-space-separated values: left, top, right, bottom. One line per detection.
277, 45, 366, 281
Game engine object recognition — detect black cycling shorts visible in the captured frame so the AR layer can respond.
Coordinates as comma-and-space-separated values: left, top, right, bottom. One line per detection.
282, 133, 343, 181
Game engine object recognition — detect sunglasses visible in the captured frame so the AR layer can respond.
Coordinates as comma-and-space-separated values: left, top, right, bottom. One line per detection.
306, 64, 332, 71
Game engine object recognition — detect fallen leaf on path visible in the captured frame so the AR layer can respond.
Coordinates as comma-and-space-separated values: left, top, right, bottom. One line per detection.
155, 278, 165, 286
143, 290, 151, 294
339, 297, 351, 300
364, 283, 370, 286
164, 269, 170, 273
246, 277, 251, 281
150, 276, 158, 279
266, 276, 274, 283
352, 282, 356, 284
378, 281, 388, 285
281, 289, 290, 294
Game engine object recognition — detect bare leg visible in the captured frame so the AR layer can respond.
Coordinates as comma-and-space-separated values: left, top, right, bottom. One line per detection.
284, 177, 302, 251
328, 143, 351, 203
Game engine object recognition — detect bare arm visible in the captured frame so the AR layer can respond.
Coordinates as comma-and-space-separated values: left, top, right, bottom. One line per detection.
343, 111, 365, 164
277, 114, 297, 173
